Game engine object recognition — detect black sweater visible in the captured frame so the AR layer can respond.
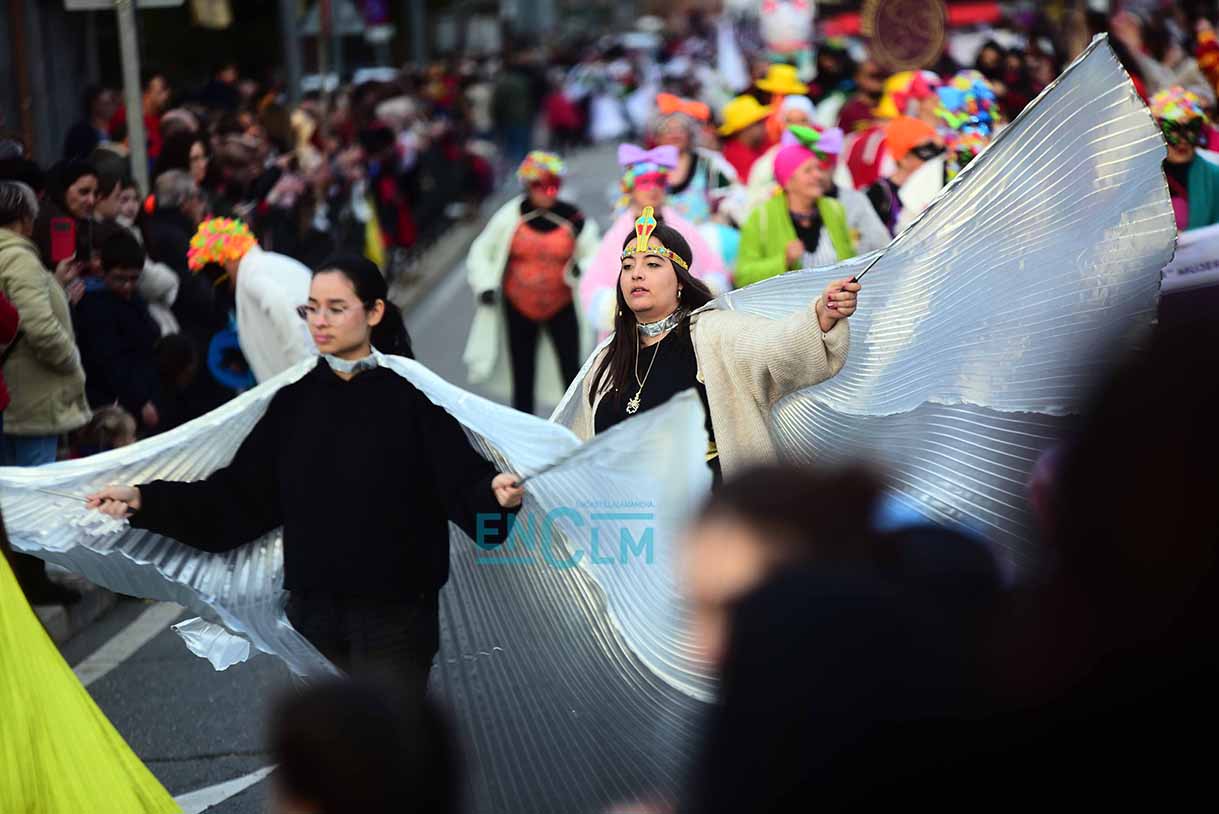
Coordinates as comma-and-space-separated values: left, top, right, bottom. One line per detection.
131, 359, 513, 597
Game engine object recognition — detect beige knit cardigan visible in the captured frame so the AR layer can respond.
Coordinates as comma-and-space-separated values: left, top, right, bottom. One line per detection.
560, 298, 849, 477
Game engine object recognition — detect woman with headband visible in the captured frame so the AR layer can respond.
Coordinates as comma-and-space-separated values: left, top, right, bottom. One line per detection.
580, 145, 729, 341
559, 206, 859, 489
463, 151, 601, 415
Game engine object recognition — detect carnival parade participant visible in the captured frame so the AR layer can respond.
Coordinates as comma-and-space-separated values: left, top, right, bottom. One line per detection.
746, 95, 818, 202
863, 116, 946, 235
719, 96, 774, 180
753, 63, 811, 144
581, 146, 729, 341
736, 129, 867, 286
559, 207, 858, 488
650, 94, 740, 226
934, 70, 1005, 183
187, 217, 316, 384
1150, 86, 1219, 231
463, 151, 601, 415
87, 255, 524, 700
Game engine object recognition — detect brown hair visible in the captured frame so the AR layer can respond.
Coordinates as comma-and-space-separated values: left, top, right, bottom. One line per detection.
588, 223, 713, 406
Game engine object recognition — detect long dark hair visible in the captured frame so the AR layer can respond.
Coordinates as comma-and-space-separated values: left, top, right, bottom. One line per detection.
588, 222, 713, 406
314, 253, 415, 358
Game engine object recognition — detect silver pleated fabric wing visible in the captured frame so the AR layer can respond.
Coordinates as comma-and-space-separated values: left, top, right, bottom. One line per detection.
0, 34, 1177, 813
706, 35, 1174, 571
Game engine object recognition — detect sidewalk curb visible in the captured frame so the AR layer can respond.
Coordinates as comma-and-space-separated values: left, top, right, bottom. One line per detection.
389, 186, 517, 316
34, 585, 117, 645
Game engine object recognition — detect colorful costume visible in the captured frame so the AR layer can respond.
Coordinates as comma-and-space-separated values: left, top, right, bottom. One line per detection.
1150, 87, 1219, 231
188, 218, 315, 384
463, 152, 601, 413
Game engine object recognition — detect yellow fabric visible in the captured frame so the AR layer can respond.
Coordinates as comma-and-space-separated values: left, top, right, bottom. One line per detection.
756, 64, 808, 96
0, 555, 180, 813
719, 95, 773, 136
364, 204, 387, 270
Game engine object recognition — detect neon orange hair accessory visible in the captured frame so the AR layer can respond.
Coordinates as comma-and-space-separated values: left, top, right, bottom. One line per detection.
657, 93, 710, 122
187, 217, 256, 272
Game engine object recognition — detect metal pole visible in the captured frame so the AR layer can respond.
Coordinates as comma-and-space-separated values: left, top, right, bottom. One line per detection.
278, 0, 303, 104
116, 0, 149, 195
85, 11, 101, 84
407, 0, 426, 67
8, 0, 36, 159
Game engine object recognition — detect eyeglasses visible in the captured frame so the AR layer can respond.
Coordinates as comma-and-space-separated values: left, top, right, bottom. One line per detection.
296, 302, 368, 321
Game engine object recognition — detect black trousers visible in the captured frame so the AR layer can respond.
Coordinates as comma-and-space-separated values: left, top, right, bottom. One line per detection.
286, 590, 440, 702
504, 299, 581, 415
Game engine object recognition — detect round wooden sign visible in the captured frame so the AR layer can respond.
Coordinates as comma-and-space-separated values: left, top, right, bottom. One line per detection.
861, 0, 948, 72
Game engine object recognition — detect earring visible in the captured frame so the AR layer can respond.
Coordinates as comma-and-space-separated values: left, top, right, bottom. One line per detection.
678, 288, 683, 300
618, 308, 623, 317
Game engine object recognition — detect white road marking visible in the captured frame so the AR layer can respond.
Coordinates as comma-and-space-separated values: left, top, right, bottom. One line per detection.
174, 765, 275, 813
73, 601, 184, 687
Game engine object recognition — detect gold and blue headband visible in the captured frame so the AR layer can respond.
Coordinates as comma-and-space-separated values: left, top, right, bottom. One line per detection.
619, 206, 689, 270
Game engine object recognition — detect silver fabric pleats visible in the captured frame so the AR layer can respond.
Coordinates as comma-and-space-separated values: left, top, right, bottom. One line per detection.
0, 35, 1177, 813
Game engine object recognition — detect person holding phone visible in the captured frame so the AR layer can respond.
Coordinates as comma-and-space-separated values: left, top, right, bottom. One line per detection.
32, 161, 99, 270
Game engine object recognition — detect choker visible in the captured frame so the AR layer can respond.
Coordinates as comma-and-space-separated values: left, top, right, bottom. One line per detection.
637, 309, 685, 338
323, 352, 380, 375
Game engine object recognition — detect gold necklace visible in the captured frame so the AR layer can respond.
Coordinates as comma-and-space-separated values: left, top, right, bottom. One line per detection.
627, 333, 666, 414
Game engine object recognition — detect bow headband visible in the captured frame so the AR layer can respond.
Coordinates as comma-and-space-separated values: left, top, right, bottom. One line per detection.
780, 125, 844, 159
620, 206, 689, 270
656, 93, 710, 122
618, 143, 680, 170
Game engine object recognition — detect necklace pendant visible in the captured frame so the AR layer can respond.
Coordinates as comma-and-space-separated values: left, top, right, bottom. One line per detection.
626, 393, 641, 414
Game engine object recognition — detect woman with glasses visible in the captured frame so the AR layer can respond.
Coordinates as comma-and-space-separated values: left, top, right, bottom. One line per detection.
88, 253, 524, 699
463, 151, 601, 415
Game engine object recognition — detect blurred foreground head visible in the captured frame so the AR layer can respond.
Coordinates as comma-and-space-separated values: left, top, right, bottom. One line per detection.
1046, 317, 1218, 657
269, 678, 458, 814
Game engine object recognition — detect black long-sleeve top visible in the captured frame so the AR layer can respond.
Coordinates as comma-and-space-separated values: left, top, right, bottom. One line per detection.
130, 359, 514, 597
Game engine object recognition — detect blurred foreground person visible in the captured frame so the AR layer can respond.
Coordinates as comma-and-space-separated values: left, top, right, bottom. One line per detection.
269, 679, 458, 814
679, 464, 997, 813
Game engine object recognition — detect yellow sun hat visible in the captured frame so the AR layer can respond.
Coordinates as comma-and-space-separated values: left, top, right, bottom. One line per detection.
719, 95, 773, 137
755, 63, 809, 96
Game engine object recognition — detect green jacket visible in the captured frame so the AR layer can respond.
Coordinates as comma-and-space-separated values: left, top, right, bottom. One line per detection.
736, 192, 856, 287
0, 228, 91, 436
1187, 154, 1219, 231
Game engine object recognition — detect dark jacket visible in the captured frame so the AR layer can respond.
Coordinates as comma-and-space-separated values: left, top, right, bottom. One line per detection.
132, 359, 515, 597
141, 208, 226, 351
72, 281, 161, 420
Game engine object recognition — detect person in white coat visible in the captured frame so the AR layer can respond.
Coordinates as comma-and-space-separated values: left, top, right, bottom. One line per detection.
463, 152, 601, 415
186, 217, 315, 383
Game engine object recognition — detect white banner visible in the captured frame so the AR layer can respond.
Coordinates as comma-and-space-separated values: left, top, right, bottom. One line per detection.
1162, 222, 1219, 293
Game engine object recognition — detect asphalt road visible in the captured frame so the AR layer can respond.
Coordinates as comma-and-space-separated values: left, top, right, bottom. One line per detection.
64, 143, 627, 814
